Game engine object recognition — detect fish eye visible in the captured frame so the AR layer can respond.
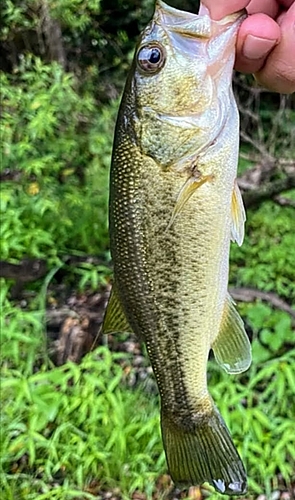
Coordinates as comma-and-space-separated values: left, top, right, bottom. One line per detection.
136, 44, 166, 74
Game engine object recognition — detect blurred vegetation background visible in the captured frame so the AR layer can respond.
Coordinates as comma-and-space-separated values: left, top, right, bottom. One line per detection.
0, 1, 294, 499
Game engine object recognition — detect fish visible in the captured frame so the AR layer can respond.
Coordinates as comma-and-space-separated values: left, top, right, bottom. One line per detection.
102, 1, 251, 495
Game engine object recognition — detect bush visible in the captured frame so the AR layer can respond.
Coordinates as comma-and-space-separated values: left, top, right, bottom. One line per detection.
1, 57, 117, 265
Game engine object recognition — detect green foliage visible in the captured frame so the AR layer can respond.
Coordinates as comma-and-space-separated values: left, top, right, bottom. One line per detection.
230, 201, 295, 301
2, 59, 92, 173
0, 281, 46, 375
68, 262, 112, 291
0, 0, 35, 38
243, 303, 293, 362
1, 1, 294, 499
0, 289, 165, 499
1, 57, 117, 265
209, 347, 295, 498
48, 0, 101, 30
1, 279, 295, 499
1, 0, 101, 38
1, 352, 164, 498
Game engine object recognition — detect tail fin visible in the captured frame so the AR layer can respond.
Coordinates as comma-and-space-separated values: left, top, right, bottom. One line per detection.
161, 406, 247, 496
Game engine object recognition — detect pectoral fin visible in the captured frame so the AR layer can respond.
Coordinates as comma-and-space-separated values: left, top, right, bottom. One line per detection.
231, 180, 246, 246
168, 173, 214, 229
212, 294, 251, 374
101, 282, 132, 334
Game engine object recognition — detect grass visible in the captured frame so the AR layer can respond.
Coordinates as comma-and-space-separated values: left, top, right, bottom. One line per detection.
1, 271, 295, 499
0, 282, 164, 499
209, 350, 295, 498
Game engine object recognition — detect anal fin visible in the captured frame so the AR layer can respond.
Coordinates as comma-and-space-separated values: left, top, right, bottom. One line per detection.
101, 282, 132, 334
231, 180, 246, 247
212, 294, 251, 374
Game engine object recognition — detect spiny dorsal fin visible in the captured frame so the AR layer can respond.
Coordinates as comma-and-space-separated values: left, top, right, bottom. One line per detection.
231, 180, 246, 246
101, 282, 132, 334
212, 294, 251, 374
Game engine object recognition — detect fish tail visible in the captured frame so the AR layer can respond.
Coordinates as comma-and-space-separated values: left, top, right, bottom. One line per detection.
161, 405, 247, 496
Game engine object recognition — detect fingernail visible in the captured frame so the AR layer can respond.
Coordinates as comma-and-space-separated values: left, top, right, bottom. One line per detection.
242, 35, 277, 60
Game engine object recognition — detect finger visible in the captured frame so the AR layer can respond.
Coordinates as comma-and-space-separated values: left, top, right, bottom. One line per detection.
201, 0, 250, 20
246, 0, 280, 17
278, 0, 294, 8
255, 2, 295, 93
235, 14, 281, 73
201, 0, 294, 19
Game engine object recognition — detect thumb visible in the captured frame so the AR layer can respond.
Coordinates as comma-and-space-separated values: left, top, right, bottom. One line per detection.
254, 2, 295, 93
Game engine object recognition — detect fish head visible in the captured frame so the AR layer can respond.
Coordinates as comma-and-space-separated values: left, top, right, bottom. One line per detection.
126, 1, 245, 167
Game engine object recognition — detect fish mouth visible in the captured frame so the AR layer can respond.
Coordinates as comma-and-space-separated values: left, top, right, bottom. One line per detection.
153, 1, 246, 62
155, 0, 245, 39
155, 0, 211, 39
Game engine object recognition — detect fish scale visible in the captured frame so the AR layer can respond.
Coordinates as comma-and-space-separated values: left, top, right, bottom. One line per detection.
102, 1, 251, 494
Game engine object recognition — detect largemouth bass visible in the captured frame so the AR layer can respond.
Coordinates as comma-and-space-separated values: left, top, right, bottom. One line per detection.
102, 1, 251, 495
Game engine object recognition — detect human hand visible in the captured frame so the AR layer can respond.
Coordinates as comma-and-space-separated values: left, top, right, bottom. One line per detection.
202, 0, 295, 93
